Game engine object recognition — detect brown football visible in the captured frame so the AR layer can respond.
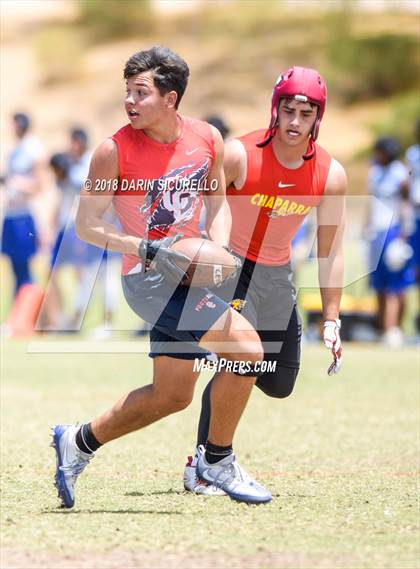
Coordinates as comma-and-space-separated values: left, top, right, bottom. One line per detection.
170, 238, 238, 287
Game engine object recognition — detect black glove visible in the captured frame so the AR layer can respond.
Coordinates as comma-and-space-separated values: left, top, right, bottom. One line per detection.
138, 234, 190, 284
222, 246, 243, 283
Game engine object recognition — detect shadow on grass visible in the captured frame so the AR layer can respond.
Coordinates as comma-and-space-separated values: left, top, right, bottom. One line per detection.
125, 489, 184, 497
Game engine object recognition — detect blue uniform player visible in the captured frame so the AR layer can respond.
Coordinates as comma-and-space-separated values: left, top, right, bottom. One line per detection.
1, 113, 45, 294
366, 137, 415, 347
405, 121, 420, 334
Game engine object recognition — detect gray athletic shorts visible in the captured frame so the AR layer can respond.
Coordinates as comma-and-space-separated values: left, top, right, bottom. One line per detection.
122, 257, 300, 364
122, 269, 230, 359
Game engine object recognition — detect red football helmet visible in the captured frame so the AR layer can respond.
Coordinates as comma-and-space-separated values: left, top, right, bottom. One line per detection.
257, 66, 327, 159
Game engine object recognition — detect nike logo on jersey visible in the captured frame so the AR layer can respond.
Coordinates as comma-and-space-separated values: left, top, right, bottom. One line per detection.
278, 182, 296, 188
186, 148, 199, 156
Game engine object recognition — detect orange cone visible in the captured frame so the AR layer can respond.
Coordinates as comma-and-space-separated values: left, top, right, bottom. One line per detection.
7, 283, 44, 337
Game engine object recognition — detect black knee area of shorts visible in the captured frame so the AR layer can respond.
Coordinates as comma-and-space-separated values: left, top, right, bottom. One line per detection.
255, 366, 299, 398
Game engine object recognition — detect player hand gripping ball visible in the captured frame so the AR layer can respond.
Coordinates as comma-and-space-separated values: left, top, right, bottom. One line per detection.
323, 318, 343, 375
138, 234, 190, 284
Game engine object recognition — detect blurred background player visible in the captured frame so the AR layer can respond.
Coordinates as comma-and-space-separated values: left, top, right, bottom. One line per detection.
405, 120, 420, 337
365, 136, 415, 347
203, 115, 231, 141
184, 66, 347, 495
68, 128, 121, 337
40, 151, 98, 330
39, 129, 120, 333
42, 152, 77, 329
0, 113, 46, 336
39, 129, 96, 330
1, 113, 45, 295
68, 128, 92, 192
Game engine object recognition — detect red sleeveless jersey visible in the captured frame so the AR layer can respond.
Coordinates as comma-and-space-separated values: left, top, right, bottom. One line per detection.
112, 116, 215, 275
227, 129, 331, 265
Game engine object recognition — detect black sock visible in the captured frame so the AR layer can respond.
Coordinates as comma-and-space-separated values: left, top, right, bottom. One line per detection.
205, 441, 233, 464
75, 423, 102, 454
196, 377, 214, 447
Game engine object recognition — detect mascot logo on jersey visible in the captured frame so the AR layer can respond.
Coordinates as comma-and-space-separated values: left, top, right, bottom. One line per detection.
140, 161, 210, 232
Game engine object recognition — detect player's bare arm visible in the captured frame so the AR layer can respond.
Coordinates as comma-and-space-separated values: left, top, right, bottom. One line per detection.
76, 139, 140, 256
317, 158, 347, 374
203, 126, 231, 247
317, 158, 347, 318
223, 138, 247, 189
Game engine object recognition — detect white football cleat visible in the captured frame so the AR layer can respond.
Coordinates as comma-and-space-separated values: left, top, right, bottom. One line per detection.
51, 424, 93, 508
196, 451, 272, 504
183, 445, 227, 496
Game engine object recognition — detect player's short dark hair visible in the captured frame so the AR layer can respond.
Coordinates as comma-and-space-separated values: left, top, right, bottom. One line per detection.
71, 127, 88, 146
204, 115, 230, 140
13, 112, 30, 132
50, 152, 70, 175
124, 46, 189, 109
374, 136, 400, 162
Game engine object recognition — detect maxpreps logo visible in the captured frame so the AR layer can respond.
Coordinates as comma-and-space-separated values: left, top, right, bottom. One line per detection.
250, 194, 312, 218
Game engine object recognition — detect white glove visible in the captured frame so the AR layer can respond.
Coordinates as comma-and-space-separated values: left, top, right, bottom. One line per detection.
323, 319, 343, 376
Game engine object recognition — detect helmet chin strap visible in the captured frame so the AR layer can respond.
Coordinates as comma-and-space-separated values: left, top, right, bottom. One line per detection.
302, 138, 316, 161
302, 107, 320, 160
256, 129, 275, 148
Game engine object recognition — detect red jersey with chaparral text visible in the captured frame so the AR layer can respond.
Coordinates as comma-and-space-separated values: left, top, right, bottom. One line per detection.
112, 115, 215, 275
227, 129, 332, 265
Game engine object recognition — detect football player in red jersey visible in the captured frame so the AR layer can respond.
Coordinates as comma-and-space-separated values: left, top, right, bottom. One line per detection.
184, 67, 347, 495
51, 46, 273, 507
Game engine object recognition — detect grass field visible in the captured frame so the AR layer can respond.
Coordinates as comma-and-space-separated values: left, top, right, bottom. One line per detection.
1, 339, 419, 569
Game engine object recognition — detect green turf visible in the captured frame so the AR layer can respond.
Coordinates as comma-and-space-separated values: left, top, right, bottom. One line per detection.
1, 340, 419, 569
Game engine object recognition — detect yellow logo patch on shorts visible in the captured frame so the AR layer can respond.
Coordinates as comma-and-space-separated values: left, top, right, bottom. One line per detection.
230, 299, 247, 312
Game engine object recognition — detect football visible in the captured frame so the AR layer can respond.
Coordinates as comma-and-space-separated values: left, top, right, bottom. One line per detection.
170, 237, 238, 287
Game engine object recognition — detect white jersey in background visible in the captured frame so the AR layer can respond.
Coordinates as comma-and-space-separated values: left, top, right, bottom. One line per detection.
5, 135, 44, 217
56, 151, 91, 230
367, 160, 408, 233
68, 151, 92, 191
56, 179, 81, 229
405, 144, 420, 209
